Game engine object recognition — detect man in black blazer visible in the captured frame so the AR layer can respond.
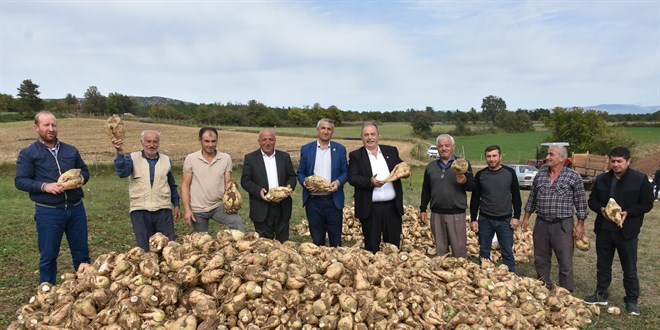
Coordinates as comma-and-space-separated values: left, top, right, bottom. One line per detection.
348, 122, 404, 253
241, 128, 297, 242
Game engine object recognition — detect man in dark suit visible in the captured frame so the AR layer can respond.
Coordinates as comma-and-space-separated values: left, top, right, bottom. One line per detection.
241, 128, 297, 242
348, 122, 404, 253
297, 118, 348, 247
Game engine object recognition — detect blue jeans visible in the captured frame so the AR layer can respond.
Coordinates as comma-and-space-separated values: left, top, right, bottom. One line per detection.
478, 215, 515, 272
305, 197, 342, 247
35, 202, 91, 284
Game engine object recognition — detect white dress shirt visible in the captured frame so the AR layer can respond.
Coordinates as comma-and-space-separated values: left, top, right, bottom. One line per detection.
261, 150, 279, 189
368, 147, 396, 202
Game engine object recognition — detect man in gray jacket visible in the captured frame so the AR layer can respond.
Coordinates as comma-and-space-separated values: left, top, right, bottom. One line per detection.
420, 134, 475, 257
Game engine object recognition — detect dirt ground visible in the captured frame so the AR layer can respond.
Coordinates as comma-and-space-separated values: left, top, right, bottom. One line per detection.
0, 118, 422, 167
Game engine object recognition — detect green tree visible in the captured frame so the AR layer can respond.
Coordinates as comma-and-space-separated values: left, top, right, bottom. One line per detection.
0, 93, 17, 113
543, 107, 635, 154
287, 107, 311, 126
494, 110, 534, 133
107, 92, 137, 115
195, 104, 211, 124
410, 111, 433, 137
16, 79, 44, 113
323, 105, 343, 126
83, 86, 107, 114
452, 110, 471, 135
481, 95, 506, 124
467, 107, 479, 124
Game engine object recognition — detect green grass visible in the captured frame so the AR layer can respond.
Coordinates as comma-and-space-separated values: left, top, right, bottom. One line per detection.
1, 165, 658, 329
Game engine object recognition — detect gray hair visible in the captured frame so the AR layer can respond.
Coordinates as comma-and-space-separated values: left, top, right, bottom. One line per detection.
361, 121, 378, 133
140, 130, 161, 142
316, 118, 334, 129
551, 145, 568, 159
258, 127, 276, 138
436, 133, 455, 146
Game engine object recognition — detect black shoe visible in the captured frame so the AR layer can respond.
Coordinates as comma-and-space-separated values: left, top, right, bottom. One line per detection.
626, 302, 640, 316
584, 291, 609, 305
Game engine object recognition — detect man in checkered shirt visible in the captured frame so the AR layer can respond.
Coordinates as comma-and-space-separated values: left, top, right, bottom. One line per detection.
522, 145, 587, 292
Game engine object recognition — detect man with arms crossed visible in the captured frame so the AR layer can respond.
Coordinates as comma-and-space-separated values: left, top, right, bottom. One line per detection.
241, 128, 297, 242
112, 130, 180, 251
348, 122, 404, 253
182, 127, 245, 233
522, 145, 587, 292
470, 145, 521, 272
16, 111, 91, 284
420, 133, 475, 257
583, 147, 654, 316
297, 119, 348, 247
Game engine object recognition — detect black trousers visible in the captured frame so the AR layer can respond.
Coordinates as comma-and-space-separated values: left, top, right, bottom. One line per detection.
360, 200, 402, 253
596, 229, 639, 304
253, 204, 289, 243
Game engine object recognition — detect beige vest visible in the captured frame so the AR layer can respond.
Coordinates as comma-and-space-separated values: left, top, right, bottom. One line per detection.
128, 152, 172, 212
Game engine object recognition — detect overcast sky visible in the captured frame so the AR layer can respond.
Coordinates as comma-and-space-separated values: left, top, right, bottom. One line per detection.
1, 1, 658, 112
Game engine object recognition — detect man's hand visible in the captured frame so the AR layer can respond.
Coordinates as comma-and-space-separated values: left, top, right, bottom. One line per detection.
573, 220, 585, 240
371, 175, 385, 187
225, 208, 238, 214
456, 174, 467, 185
111, 138, 125, 155
43, 182, 64, 195
420, 211, 429, 224
329, 180, 340, 193
620, 211, 628, 225
184, 208, 196, 226
522, 215, 530, 231
173, 206, 181, 221
510, 218, 520, 230
471, 220, 479, 233
259, 188, 269, 201
304, 182, 318, 193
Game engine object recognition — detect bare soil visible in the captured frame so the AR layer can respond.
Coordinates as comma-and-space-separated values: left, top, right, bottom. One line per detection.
0, 118, 422, 166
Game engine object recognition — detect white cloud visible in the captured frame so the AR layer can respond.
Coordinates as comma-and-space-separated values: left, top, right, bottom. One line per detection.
1, 1, 658, 111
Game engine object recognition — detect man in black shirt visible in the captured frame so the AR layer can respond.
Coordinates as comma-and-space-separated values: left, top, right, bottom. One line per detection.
584, 147, 654, 316
470, 145, 522, 272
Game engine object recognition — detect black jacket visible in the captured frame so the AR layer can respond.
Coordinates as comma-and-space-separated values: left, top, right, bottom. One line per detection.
588, 168, 654, 239
348, 145, 404, 219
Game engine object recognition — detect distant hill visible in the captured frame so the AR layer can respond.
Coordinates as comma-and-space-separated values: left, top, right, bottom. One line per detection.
45, 96, 196, 107
584, 104, 659, 114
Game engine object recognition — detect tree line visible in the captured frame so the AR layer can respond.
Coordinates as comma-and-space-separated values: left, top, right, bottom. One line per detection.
1, 79, 658, 154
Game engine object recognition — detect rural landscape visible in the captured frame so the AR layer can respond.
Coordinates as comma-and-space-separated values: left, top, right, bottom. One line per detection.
0, 113, 659, 329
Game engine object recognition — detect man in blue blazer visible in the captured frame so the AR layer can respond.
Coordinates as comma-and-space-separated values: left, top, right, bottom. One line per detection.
241, 128, 297, 242
297, 118, 348, 247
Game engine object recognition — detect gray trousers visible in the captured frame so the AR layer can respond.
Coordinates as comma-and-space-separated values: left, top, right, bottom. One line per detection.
429, 212, 467, 258
533, 217, 575, 291
192, 205, 245, 233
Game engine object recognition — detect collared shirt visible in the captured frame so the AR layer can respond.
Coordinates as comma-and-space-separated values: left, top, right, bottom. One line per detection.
39, 139, 61, 159
261, 150, 279, 189
437, 155, 457, 170
183, 150, 233, 212
313, 140, 332, 196
525, 166, 588, 220
368, 146, 396, 202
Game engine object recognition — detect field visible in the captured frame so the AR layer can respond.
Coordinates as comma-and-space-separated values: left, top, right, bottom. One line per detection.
1, 118, 659, 328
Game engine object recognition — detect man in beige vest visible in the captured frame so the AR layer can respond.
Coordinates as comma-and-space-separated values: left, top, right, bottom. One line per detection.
112, 130, 180, 250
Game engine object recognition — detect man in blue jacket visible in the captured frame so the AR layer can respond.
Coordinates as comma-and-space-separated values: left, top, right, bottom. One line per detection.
297, 118, 348, 247
15, 111, 91, 284
583, 147, 654, 316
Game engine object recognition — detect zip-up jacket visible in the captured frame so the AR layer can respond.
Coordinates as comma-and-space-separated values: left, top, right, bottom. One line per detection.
15, 140, 90, 205
588, 168, 654, 239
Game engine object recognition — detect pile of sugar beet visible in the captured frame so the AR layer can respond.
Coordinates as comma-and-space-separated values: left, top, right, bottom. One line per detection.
296, 205, 535, 264
10, 228, 599, 329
